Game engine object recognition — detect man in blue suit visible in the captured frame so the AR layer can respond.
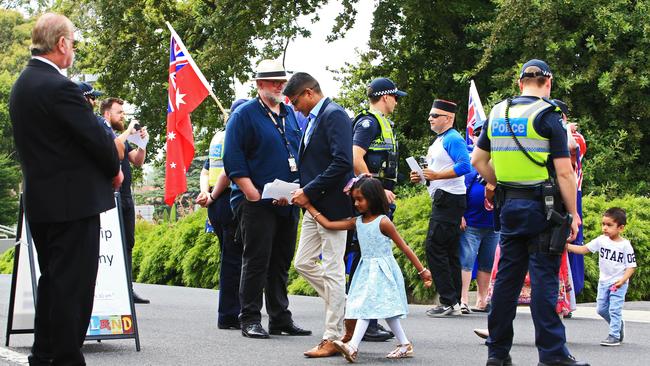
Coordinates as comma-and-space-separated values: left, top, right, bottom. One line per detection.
286, 73, 354, 358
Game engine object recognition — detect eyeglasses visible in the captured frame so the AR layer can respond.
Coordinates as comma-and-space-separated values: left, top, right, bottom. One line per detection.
290, 83, 319, 106
64, 37, 78, 51
429, 113, 449, 119
290, 89, 309, 106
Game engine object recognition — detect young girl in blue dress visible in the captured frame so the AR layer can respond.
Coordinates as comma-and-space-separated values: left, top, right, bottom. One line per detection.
305, 176, 432, 363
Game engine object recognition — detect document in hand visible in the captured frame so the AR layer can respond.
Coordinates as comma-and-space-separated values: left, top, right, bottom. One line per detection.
405, 156, 426, 184
261, 179, 300, 202
127, 132, 149, 150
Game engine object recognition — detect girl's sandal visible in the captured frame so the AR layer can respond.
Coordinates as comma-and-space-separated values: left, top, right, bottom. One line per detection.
386, 343, 414, 359
333, 340, 358, 363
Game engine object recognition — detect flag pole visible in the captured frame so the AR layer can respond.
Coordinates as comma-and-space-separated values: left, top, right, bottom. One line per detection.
165, 21, 229, 118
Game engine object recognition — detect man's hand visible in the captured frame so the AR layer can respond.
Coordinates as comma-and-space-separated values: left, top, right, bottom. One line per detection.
484, 186, 495, 211
460, 216, 467, 231
409, 171, 422, 184
125, 119, 139, 135
422, 168, 439, 181
291, 188, 309, 207
567, 214, 580, 242
196, 191, 210, 207
273, 197, 289, 206
139, 126, 149, 140
420, 269, 433, 287
384, 189, 396, 204
245, 190, 261, 202
112, 169, 124, 190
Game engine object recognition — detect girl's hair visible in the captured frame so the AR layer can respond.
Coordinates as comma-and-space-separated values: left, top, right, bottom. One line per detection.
352, 177, 389, 215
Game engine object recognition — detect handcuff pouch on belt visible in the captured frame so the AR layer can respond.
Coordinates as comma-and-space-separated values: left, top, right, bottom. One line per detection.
500, 97, 572, 255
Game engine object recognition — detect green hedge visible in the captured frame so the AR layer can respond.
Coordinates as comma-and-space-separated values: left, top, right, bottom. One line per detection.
1, 194, 648, 304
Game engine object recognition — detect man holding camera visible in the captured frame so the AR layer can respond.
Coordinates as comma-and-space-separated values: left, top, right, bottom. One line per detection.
471, 59, 587, 366
100, 97, 150, 304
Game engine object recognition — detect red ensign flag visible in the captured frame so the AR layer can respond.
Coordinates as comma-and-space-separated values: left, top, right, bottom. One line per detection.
164, 27, 210, 206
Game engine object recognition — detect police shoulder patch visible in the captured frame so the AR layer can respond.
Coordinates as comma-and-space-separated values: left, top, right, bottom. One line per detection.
361, 119, 371, 128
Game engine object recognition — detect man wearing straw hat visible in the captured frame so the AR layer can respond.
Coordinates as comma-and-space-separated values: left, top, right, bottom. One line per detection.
223, 59, 311, 339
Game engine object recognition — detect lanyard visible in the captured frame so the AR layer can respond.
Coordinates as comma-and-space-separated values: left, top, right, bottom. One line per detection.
257, 97, 295, 159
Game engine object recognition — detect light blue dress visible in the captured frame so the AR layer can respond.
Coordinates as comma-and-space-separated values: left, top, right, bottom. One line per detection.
345, 215, 409, 319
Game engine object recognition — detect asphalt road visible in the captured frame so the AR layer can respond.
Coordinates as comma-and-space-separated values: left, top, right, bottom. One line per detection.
1, 274, 648, 366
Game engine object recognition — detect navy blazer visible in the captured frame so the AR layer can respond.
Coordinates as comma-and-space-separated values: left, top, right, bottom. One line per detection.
299, 98, 354, 220
10, 59, 120, 222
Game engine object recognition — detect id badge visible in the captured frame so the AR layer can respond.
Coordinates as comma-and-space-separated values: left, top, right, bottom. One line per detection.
288, 157, 297, 172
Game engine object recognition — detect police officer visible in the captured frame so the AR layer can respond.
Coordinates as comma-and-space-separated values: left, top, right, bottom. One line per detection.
472, 59, 588, 366
197, 99, 248, 329
346, 77, 407, 342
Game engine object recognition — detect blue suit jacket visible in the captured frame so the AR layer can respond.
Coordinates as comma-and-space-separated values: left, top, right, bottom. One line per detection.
299, 98, 354, 220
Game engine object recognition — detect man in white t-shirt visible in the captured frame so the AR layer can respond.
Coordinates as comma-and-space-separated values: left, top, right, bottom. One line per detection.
568, 207, 636, 347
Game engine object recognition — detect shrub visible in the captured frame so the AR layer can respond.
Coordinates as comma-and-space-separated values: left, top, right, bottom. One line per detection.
2, 194, 648, 305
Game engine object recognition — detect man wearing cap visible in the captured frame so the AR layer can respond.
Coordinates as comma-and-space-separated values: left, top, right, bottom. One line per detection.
345, 77, 406, 342
75, 81, 103, 109
410, 99, 471, 317
99, 97, 149, 304
223, 59, 311, 339
197, 98, 248, 329
472, 59, 588, 366
285, 72, 354, 358
10, 13, 122, 365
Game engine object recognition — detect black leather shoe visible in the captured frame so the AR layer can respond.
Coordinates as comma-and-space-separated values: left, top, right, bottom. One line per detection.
376, 323, 395, 338
242, 323, 270, 339
28, 354, 53, 366
486, 355, 512, 366
218, 321, 241, 330
538, 355, 589, 366
362, 324, 392, 342
132, 292, 150, 304
269, 322, 312, 336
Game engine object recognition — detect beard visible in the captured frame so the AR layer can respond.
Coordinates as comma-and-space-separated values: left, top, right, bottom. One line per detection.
110, 119, 125, 131
260, 89, 284, 105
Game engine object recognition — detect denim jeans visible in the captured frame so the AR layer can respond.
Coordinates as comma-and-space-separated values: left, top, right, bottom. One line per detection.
596, 281, 628, 339
459, 226, 499, 272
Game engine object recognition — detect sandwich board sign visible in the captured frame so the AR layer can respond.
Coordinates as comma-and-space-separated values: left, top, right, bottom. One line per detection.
5, 193, 140, 351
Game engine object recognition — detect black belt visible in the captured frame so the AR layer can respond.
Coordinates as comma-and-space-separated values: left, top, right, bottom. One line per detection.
502, 187, 542, 200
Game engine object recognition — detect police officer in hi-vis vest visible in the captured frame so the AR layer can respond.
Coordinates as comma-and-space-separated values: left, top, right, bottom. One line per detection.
344, 77, 407, 342
472, 59, 588, 366
197, 99, 248, 330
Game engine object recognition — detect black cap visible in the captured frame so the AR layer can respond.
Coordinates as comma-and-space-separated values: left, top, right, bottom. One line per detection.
368, 78, 407, 98
432, 99, 457, 113
519, 59, 552, 80
74, 81, 103, 98
553, 99, 569, 116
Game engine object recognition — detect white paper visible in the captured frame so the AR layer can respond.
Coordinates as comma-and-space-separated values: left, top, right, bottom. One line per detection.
127, 131, 149, 149
262, 179, 300, 201
406, 156, 426, 184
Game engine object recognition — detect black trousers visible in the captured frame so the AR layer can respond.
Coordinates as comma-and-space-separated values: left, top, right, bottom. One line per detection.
235, 200, 297, 327
29, 215, 101, 366
424, 191, 465, 307
121, 204, 136, 288
208, 191, 242, 325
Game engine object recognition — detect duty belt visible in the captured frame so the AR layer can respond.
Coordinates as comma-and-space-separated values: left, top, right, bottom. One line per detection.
501, 185, 542, 200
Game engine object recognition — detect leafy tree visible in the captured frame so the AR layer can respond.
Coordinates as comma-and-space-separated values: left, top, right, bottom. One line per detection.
0, 153, 20, 225
337, 0, 650, 196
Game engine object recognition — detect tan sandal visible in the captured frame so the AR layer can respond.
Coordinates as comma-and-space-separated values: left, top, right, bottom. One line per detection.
333, 340, 358, 363
386, 343, 414, 359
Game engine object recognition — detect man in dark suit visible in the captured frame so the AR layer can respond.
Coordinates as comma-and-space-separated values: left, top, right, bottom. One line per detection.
286, 73, 354, 358
9, 13, 122, 366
